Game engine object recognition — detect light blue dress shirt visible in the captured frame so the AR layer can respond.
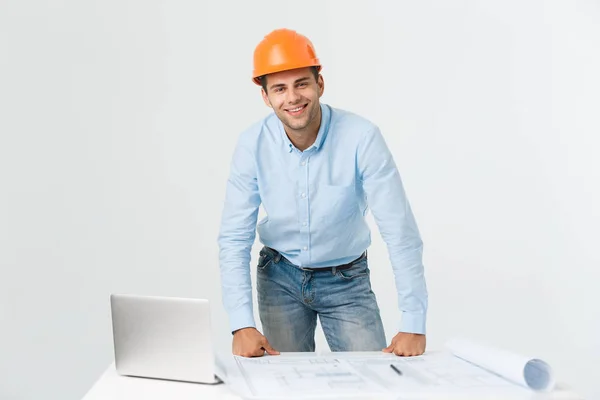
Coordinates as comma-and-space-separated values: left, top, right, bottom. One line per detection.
218, 103, 428, 335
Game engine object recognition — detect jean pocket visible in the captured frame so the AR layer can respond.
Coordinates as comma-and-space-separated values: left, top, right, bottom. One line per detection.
337, 259, 369, 279
257, 250, 274, 271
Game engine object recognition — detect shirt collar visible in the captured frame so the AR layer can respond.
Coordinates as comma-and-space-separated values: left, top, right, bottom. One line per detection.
280, 103, 331, 153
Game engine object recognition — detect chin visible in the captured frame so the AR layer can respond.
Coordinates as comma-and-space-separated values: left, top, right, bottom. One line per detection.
290, 122, 309, 131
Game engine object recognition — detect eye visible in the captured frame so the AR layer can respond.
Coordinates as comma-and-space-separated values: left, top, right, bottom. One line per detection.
274, 87, 284, 93
298, 82, 307, 87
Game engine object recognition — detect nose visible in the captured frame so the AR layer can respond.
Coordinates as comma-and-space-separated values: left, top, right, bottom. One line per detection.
285, 87, 302, 105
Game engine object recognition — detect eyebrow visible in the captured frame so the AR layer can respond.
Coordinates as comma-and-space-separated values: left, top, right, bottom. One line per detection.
269, 77, 311, 90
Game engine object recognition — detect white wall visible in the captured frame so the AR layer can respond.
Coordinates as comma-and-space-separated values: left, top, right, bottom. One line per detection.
1, 1, 598, 399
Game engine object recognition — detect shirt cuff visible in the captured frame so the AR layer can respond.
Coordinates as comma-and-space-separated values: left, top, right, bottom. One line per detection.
229, 304, 256, 334
399, 312, 427, 335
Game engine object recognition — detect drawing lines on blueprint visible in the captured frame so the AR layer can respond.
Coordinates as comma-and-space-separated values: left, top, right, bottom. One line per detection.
234, 356, 383, 397
399, 354, 513, 388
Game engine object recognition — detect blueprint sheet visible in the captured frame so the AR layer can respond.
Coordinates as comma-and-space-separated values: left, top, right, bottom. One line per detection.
222, 351, 564, 400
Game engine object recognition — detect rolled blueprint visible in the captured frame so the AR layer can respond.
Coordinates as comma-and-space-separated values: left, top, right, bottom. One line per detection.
445, 338, 556, 392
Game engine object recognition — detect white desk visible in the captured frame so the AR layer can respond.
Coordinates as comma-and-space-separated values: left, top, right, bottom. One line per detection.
83, 361, 583, 400
82, 363, 238, 400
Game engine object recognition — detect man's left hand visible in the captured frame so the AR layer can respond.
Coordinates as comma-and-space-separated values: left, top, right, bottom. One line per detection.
382, 332, 426, 356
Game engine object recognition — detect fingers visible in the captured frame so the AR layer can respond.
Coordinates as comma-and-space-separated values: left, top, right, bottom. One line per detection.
232, 341, 267, 358
238, 347, 266, 358
392, 347, 424, 357
384, 341, 424, 357
234, 338, 279, 357
392, 346, 405, 356
385, 335, 426, 357
261, 340, 280, 355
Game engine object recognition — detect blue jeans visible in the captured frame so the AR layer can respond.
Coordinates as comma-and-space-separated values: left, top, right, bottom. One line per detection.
256, 246, 387, 352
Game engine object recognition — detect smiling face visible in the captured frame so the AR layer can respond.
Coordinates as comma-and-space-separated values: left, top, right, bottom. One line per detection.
260, 67, 325, 135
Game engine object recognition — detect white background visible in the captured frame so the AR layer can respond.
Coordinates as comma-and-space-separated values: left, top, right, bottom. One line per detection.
1, 1, 598, 399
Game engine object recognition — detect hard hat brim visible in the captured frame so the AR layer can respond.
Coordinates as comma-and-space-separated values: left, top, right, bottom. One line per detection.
252, 63, 322, 85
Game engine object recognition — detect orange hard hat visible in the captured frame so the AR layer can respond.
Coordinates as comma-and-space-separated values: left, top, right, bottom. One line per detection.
252, 28, 321, 85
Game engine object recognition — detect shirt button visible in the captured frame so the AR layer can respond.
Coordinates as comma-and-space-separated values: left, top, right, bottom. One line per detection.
302, 221, 307, 226
301, 192, 306, 198
303, 246, 308, 251
301, 161, 306, 166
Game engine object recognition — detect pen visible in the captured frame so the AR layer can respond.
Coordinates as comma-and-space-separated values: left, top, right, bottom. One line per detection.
390, 364, 403, 376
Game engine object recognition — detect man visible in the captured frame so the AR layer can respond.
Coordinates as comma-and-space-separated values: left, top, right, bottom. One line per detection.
218, 29, 427, 358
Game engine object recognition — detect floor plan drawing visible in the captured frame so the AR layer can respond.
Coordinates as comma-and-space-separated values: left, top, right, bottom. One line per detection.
222, 346, 576, 400
235, 356, 387, 398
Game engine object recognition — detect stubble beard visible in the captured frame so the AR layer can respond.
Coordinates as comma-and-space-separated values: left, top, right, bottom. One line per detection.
280, 102, 319, 134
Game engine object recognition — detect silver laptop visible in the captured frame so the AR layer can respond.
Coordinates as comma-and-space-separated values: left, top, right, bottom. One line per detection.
110, 294, 224, 384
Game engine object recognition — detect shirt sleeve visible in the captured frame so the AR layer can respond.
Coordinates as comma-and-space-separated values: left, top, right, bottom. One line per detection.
217, 134, 261, 333
357, 126, 428, 334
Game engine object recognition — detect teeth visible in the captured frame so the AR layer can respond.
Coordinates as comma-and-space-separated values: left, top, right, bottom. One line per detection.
288, 105, 304, 112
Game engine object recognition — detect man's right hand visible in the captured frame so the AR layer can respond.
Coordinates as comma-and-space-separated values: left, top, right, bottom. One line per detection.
232, 327, 280, 357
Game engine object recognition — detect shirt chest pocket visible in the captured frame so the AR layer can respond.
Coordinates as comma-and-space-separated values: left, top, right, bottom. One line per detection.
312, 184, 359, 223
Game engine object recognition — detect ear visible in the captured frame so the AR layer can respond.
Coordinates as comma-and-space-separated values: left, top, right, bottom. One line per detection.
261, 88, 272, 108
317, 74, 325, 98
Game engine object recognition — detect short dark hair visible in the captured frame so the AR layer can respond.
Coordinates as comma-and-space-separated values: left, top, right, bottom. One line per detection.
259, 66, 320, 93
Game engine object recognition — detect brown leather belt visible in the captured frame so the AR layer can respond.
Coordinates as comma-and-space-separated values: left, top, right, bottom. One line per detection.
264, 246, 367, 272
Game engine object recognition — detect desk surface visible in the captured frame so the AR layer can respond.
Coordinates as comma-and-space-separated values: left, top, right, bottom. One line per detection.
83, 362, 582, 400
82, 363, 238, 400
